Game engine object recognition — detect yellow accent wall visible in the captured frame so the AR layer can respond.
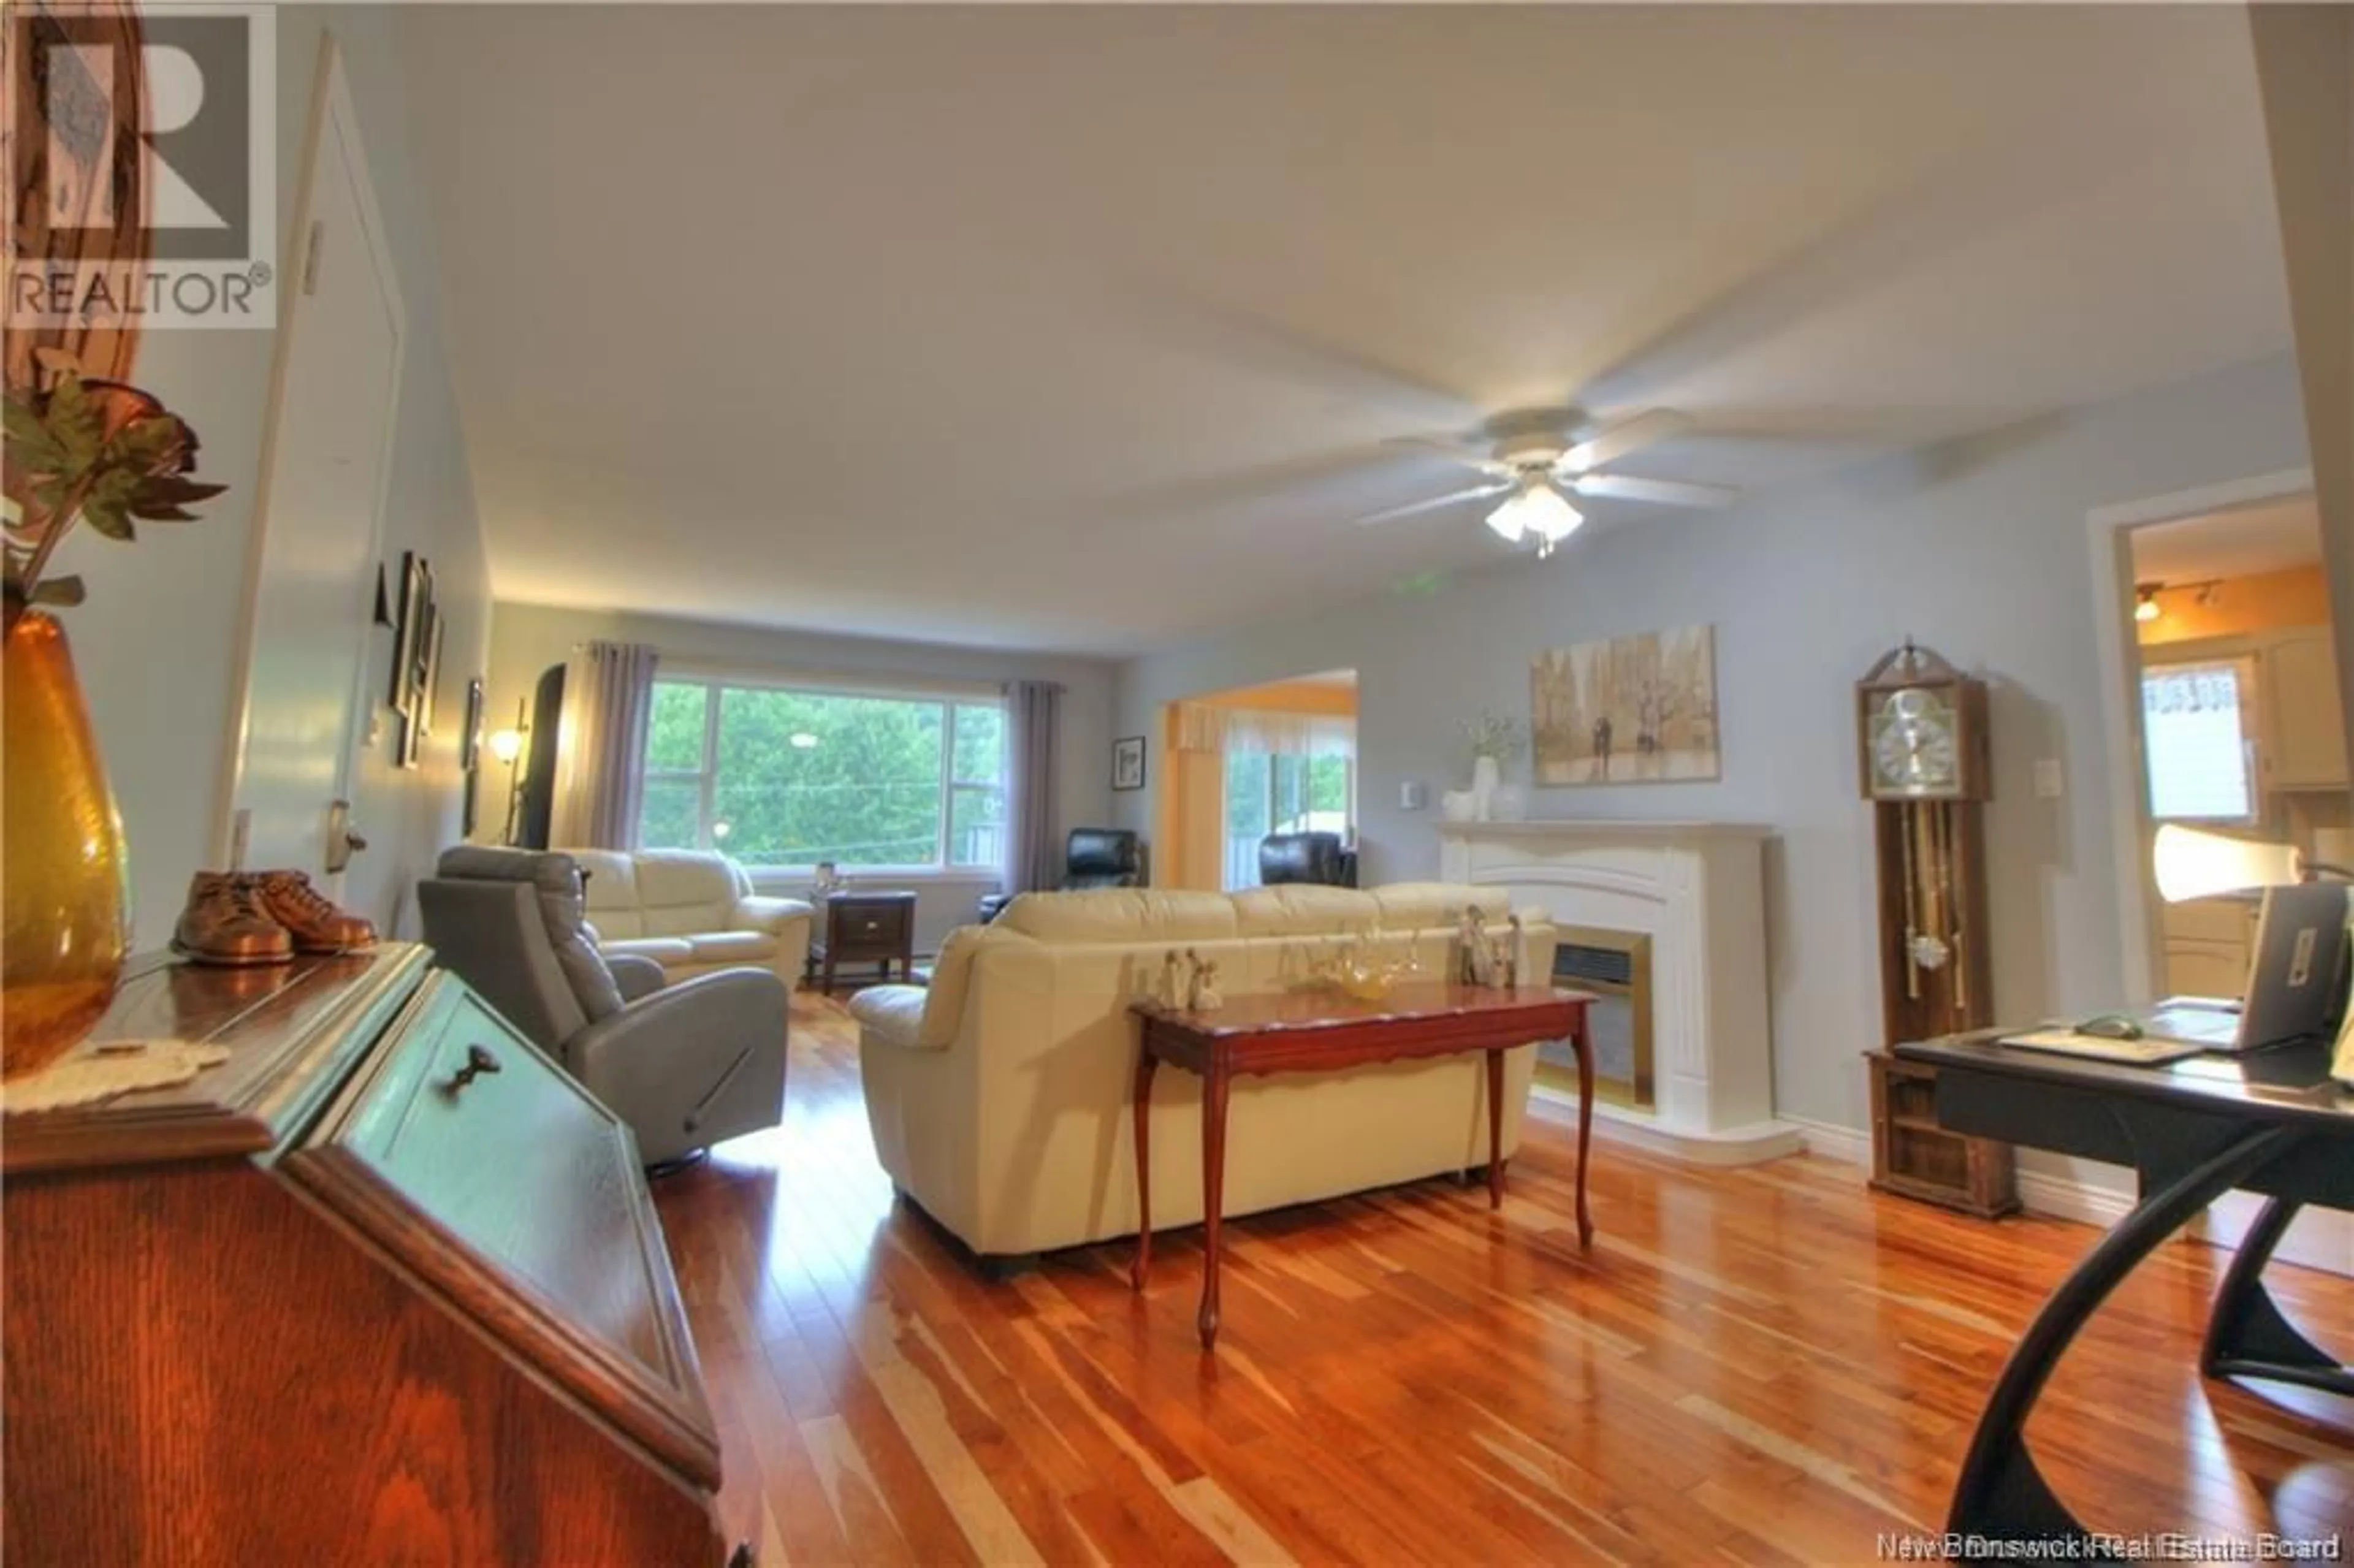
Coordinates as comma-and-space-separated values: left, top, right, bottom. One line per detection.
2137, 565, 2333, 645
1154, 678, 1357, 888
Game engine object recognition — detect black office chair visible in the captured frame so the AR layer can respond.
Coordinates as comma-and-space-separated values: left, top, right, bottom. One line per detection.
1259, 831, 1358, 888
977, 828, 1144, 922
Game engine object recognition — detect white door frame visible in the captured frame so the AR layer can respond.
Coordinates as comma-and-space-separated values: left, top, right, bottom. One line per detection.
2084, 466, 2314, 1003
210, 36, 408, 869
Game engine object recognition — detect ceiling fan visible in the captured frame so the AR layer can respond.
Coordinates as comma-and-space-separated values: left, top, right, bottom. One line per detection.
1355, 408, 1738, 558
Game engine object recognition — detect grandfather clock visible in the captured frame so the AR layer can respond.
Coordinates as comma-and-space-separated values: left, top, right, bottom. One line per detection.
1857, 640, 2016, 1216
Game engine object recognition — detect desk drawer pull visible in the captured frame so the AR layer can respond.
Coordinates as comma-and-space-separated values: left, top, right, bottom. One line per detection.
446, 1043, 502, 1093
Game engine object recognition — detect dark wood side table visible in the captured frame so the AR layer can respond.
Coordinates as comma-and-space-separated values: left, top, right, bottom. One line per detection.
807, 889, 917, 993
1129, 982, 1595, 1350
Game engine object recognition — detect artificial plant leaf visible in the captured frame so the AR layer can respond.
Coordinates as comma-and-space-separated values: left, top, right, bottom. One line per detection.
105, 414, 189, 475
79, 497, 134, 541
2, 397, 62, 466
134, 474, 226, 506
126, 501, 197, 522
28, 575, 86, 607
43, 375, 104, 476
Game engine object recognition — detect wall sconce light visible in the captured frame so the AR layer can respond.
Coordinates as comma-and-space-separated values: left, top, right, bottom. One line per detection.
2133, 583, 2162, 623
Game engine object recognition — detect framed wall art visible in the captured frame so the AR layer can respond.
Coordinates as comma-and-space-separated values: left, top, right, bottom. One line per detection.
1531, 624, 1720, 785
1111, 735, 1146, 791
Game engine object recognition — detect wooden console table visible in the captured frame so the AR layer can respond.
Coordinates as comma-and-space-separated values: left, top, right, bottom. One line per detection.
1129, 982, 1595, 1350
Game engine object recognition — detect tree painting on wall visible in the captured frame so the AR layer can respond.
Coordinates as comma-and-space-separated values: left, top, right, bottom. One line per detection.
1531, 625, 1720, 785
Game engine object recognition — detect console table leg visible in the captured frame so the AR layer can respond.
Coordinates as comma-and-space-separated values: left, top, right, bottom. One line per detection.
1948, 1125, 2304, 1544
1198, 1062, 1230, 1350
1486, 1048, 1507, 1209
2202, 1196, 2353, 1395
1130, 1051, 1157, 1292
1574, 1014, 1594, 1250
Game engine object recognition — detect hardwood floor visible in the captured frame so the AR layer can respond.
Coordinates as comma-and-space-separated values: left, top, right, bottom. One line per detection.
655, 995, 2353, 1566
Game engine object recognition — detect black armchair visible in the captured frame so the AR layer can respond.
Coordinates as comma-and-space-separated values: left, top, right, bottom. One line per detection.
1259, 831, 1357, 888
977, 828, 1143, 922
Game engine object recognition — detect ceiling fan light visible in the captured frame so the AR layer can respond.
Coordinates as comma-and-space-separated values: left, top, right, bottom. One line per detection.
1520, 485, 1583, 542
1484, 493, 1528, 542
1485, 482, 1584, 548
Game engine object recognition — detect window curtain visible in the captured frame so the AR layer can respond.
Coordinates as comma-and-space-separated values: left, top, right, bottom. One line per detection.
549, 642, 659, 850
1221, 710, 1355, 757
1002, 680, 1064, 894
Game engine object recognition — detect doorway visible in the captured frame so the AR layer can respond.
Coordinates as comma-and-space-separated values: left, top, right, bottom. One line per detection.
1154, 671, 1357, 891
2124, 495, 2344, 997
220, 42, 405, 891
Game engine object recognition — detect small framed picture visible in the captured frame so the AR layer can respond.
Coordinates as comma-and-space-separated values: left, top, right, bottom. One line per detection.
1111, 735, 1146, 791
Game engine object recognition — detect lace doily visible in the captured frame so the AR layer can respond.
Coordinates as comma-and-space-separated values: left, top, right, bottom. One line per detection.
2, 1038, 232, 1114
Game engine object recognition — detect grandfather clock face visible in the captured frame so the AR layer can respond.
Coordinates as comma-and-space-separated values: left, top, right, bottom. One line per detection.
1867, 687, 1962, 799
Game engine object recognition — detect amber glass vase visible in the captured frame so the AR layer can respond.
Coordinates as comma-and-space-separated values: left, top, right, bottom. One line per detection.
2, 599, 129, 1077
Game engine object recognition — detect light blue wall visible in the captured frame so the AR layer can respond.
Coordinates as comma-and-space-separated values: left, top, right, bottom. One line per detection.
1111, 354, 2315, 1133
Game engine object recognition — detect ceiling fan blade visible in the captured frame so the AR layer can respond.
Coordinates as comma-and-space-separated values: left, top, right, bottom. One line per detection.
1559, 409, 1694, 473
1567, 473, 1740, 509
1385, 435, 1515, 479
1352, 481, 1514, 528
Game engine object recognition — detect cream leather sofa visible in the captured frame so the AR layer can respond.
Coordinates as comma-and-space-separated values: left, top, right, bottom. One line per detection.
566, 848, 814, 991
850, 882, 1556, 1262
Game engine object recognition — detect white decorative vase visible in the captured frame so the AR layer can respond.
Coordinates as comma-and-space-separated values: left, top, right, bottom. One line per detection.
1471, 754, 1501, 821
1487, 782, 1528, 822
1439, 788, 1479, 823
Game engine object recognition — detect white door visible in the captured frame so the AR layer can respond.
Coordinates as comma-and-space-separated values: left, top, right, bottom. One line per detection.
224, 47, 403, 880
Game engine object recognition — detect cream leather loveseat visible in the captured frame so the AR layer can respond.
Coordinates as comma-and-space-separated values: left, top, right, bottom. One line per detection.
567, 848, 814, 991
849, 882, 1556, 1262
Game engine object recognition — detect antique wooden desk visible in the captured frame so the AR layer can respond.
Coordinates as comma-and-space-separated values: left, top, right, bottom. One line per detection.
2, 946, 741, 1564
1129, 983, 1594, 1350
1896, 1028, 2353, 1552
807, 889, 918, 992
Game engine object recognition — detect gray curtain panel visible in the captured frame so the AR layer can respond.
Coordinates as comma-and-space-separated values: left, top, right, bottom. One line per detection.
549, 642, 659, 850
1003, 680, 1064, 894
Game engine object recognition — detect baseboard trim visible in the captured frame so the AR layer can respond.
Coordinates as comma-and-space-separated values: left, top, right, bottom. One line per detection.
1528, 1087, 1801, 1166
1777, 1114, 1871, 1168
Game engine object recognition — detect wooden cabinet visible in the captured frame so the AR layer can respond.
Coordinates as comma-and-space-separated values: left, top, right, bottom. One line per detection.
2262, 627, 2349, 791
808, 889, 918, 992
1866, 1051, 2017, 1218
2161, 895, 2260, 999
2, 946, 735, 1566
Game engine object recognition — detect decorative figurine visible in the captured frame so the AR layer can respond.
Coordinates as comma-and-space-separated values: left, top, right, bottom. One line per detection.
1458, 906, 1495, 988
1186, 953, 1223, 1012
1498, 912, 1525, 989
1160, 948, 1186, 1008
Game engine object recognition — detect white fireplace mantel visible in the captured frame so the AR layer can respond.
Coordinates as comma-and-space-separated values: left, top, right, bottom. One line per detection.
1441, 820, 1796, 1166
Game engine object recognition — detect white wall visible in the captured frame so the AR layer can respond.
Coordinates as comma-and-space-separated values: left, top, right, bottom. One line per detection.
1111, 353, 2315, 1143
484, 601, 1120, 952
45, 7, 487, 948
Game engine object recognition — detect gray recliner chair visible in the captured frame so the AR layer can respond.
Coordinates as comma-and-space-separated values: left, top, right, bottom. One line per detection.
417, 847, 788, 1170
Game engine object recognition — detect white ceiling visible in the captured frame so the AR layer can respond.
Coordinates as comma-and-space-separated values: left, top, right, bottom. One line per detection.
2132, 495, 2322, 585
400, 5, 2291, 657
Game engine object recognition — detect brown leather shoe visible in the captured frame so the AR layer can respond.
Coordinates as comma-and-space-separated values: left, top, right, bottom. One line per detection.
249, 870, 376, 955
172, 872, 294, 967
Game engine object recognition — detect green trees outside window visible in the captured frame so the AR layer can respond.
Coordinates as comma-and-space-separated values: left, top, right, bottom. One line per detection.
641, 678, 1007, 870
1222, 750, 1353, 889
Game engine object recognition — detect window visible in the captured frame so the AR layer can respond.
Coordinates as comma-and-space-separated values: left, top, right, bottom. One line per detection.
1223, 749, 1354, 889
639, 677, 1006, 870
2141, 657, 2260, 824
